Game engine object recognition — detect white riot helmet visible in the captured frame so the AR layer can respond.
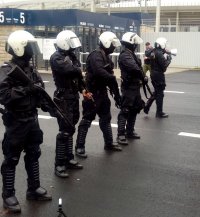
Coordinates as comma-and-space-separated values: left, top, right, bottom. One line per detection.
99, 31, 121, 49
121, 32, 143, 45
155, 37, 167, 49
56, 30, 81, 51
6, 30, 40, 57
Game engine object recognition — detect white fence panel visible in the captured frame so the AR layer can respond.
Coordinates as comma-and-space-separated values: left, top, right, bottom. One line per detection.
141, 32, 200, 68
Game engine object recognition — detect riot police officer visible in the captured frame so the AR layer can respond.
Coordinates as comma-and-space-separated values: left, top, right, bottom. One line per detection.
143, 37, 171, 118
116, 32, 146, 145
0, 30, 52, 213
50, 30, 91, 177
75, 31, 122, 158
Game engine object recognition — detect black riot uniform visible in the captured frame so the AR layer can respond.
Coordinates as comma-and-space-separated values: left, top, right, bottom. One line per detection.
143, 47, 171, 117
75, 47, 122, 157
0, 58, 52, 213
50, 49, 84, 177
117, 47, 145, 145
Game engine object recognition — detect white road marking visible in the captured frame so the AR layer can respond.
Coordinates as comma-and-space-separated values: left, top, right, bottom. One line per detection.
164, 90, 185, 94
43, 81, 49, 83
119, 87, 184, 94
38, 117, 118, 128
38, 115, 53, 119
178, 132, 200, 139
38, 117, 200, 139
92, 121, 118, 128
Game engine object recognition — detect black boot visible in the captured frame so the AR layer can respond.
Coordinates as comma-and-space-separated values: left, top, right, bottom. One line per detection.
126, 113, 140, 139
3, 195, 21, 213
55, 132, 69, 177
116, 135, 128, 145
104, 142, 122, 151
1, 165, 21, 213
55, 165, 69, 178
99, 121, 122, 152
155, 89, 168, 118
156, 112, 169, 118
26, 187, 52, 201
66, 159, 83, 169
75, 119, 91, 158
117, 112, 128, 145
75, 148, 87, 158
126, 131, 141, 139
143, 94, 155, 114
25, 160, 52, 201
65, 136, 83, 169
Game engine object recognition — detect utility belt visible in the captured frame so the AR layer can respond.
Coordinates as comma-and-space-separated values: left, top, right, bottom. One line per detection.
88, 86, 107, 96
11, 110, 37, 119
55, 88, 77, 95
121, 79, 140, 89
2, 109, 37, 125
54, 88, 79, 101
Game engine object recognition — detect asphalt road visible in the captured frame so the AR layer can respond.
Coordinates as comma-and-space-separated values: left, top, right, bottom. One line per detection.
0, 70, 199, 217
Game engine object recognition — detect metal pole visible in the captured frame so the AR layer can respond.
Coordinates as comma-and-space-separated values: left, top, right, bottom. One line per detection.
108, 0, 111, 16
176, 11, 179, 32
138, 0, 141, 13
155, 0, 161, 33
168, 18, 171, 32
91, 0, 96, 12
145, 0, 148, 13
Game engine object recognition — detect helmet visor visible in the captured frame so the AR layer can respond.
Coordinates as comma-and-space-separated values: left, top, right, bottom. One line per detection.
69, 37, 81, 49
111, 38, 121, 48
26, 41, 41, 56
133, 35, 143, 44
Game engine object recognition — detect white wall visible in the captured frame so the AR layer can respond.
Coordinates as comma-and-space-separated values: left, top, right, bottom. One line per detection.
141, 32, 200, 68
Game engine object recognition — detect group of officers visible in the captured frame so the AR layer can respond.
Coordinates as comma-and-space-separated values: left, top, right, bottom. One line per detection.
0, 28, 171, 213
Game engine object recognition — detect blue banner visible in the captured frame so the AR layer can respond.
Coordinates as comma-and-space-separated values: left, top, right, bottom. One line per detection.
0, 8, 139, 31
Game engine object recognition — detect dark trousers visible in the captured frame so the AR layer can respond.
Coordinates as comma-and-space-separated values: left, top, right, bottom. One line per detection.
55, 95, 80, 166
117, 87, 143, 136
151, 72, 166, 114
1, 116, 43, 198
76, 92, 113, 148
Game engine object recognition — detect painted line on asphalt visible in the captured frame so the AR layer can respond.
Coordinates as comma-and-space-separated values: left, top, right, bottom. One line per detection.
164, 90, 185, 94
38, 117, 200, 139
120, 87, 184, 94
92, 121, 118, 128
38, 115, 53, 119
43, 81, 49, 83
178, 132, 200, 139
38, 117, 118, 128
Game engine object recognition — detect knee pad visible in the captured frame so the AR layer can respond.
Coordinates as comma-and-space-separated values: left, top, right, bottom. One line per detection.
121, 107, 130, 118
1, 156, 20, 172
99, 113, 112, 125
25, 148, 41, 162
57, 131, 70, 139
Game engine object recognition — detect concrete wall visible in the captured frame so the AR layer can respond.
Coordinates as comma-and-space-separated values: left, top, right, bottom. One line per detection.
0, 26, 25, 64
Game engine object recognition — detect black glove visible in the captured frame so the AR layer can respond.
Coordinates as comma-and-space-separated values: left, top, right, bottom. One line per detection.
41, 101, 58, 117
